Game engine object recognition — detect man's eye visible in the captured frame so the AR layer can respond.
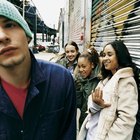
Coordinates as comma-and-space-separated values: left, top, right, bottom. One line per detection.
5, 23, 16, 28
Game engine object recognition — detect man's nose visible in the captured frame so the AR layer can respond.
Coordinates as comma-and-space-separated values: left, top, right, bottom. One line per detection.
0, 28, 9, 43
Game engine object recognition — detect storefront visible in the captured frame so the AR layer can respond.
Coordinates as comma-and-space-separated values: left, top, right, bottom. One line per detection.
91, 0, 140, 67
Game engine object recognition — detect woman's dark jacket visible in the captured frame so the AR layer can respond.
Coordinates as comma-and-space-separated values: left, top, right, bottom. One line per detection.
74, 65, 100, 128
0, 52, 76, 140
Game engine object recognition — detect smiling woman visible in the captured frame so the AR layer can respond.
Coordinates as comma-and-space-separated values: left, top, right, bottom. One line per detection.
78, 40, 139, 140
74, 47, 101, 129
56, 41, 80, 76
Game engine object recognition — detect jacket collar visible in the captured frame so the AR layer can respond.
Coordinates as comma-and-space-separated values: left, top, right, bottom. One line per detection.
24, 51, 47, 106
102, 67, 134, 86
114, 67, 134, 78
30, 51, 46, 85
0, 51, 47, 119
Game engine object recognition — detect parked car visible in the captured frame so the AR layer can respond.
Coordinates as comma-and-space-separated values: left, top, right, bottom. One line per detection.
36, 44, 46, 52
47, 42, 60, 53
29, 40, 47, 53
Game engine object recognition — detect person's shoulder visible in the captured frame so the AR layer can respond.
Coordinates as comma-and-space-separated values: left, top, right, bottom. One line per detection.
56, 56, 67, 65
37, 59, 70, 75
49, 53, 65, 63
37, 59, 63, 68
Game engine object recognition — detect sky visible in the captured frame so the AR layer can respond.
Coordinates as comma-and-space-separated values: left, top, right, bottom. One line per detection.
32, 0, 65, 29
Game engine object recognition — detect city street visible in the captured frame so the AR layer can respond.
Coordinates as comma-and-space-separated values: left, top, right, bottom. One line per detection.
34, 51, 57, 61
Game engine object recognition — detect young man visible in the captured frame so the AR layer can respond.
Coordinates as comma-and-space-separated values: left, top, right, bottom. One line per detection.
0, 1, 76, 139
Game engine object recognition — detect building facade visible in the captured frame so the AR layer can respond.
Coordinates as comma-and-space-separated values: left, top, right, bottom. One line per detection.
58, 0, 140, 67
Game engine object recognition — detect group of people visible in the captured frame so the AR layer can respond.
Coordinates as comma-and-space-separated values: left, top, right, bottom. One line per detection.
56, 38, 140, 140
0, 0, 139, 140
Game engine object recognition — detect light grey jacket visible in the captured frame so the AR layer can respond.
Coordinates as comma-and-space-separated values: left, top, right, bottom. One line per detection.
78, 67, 138, 140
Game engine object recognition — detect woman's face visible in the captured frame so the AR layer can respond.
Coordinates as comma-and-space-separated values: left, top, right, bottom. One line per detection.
102, 44, 119, 75
78, 57, 94, 78
65, 45, 78, 62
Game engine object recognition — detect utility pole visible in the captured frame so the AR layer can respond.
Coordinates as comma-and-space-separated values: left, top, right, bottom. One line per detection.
33, 7, 37, 47
23, 0, 25, 18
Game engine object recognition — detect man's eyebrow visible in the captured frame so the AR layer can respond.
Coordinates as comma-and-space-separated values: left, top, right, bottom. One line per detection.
4, 19, 13, 23
1, 18, 14, 23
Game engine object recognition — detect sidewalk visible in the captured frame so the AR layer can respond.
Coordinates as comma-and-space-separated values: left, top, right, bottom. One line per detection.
34, 51, 56, 61
34, 46, 65, 62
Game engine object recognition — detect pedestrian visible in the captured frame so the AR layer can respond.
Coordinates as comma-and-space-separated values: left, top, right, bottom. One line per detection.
78, 40, 138, 140
74, 47, 100, 130
56, 41, 80, 76
0, 1, 76, 140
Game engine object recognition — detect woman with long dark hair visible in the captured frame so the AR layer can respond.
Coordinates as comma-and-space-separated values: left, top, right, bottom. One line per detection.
56, 41, 80, 76
78, 40, 138, 140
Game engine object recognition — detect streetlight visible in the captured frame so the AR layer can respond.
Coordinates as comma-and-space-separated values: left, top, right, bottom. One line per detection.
19, 0, 25, 18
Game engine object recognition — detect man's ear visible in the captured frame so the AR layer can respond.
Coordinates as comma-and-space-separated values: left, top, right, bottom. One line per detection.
27, 37, 32, 43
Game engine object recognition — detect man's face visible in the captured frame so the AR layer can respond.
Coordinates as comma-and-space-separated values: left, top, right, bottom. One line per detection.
0, 17, 30, 68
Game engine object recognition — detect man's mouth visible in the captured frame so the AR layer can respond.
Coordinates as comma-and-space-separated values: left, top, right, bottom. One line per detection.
0, 47, 17, 55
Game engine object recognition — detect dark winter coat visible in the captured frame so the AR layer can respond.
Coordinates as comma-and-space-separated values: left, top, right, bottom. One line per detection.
0, 52, 76, 140
75, 65, 100, 128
